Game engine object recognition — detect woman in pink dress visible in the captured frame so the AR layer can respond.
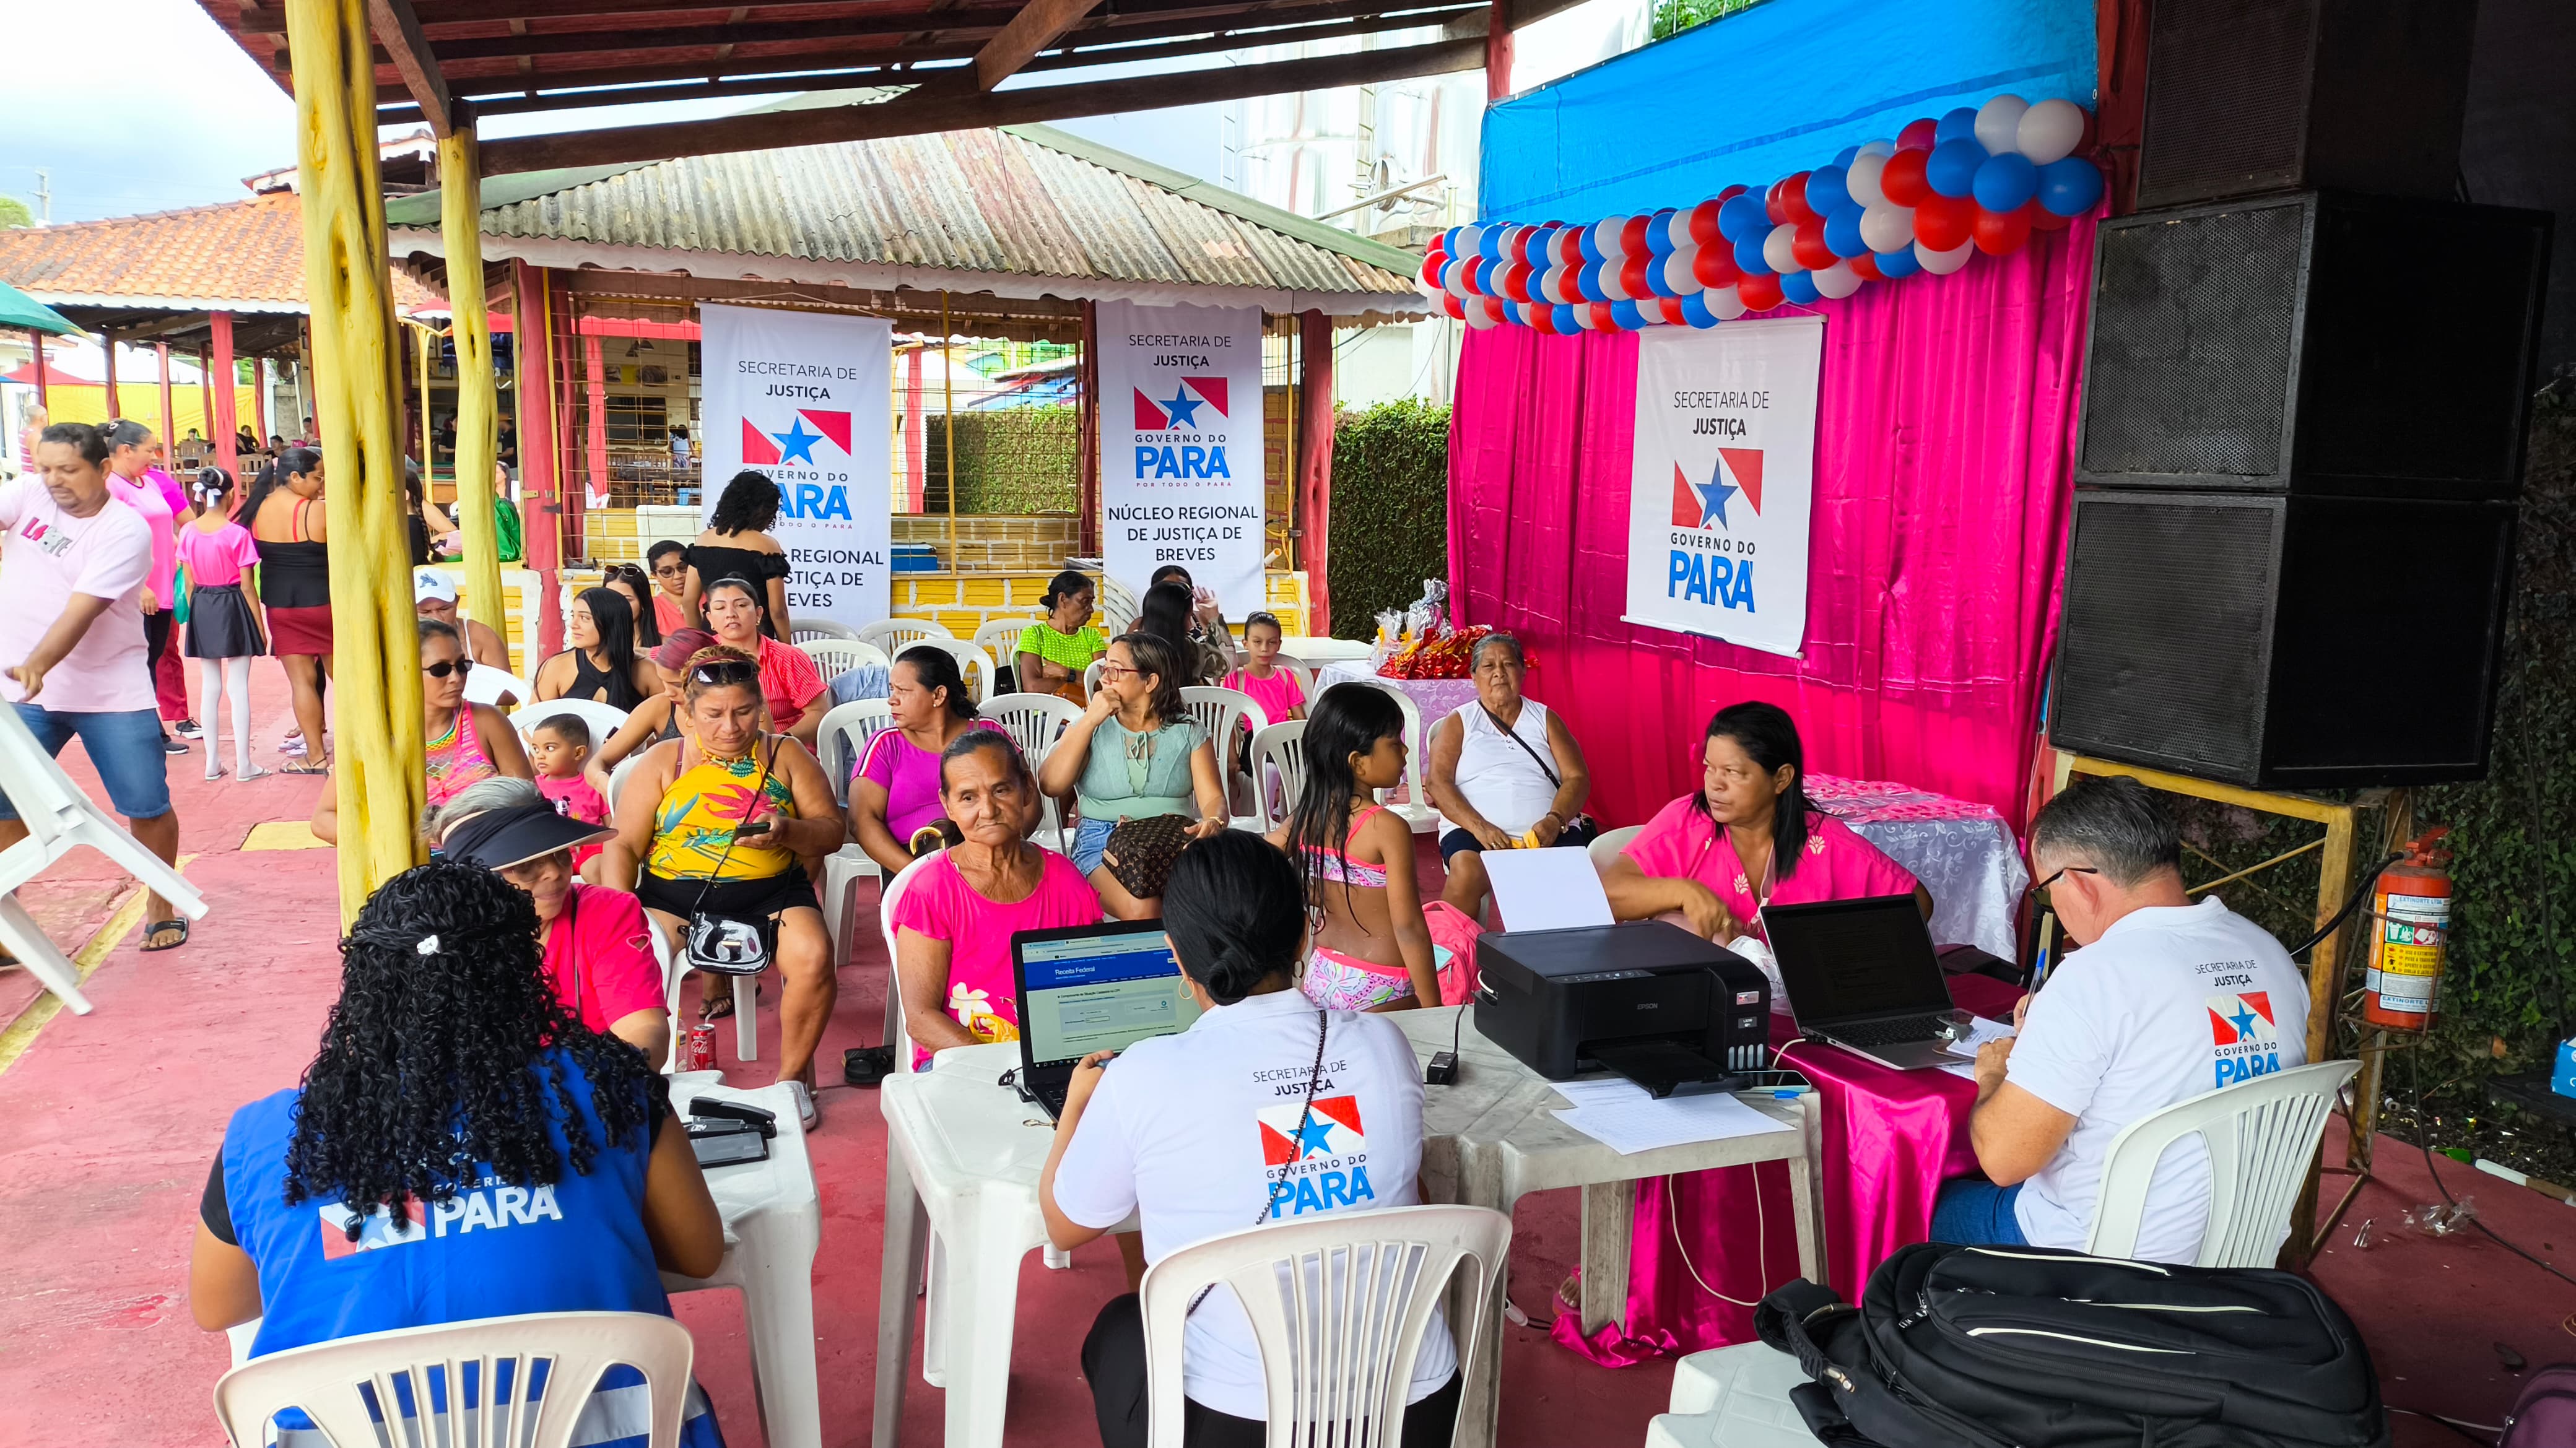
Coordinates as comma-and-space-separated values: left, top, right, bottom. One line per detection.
1603, 701, 1930, 943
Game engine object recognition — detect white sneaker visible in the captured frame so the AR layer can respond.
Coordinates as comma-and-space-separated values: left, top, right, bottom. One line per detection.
788, 1080, 818, 1131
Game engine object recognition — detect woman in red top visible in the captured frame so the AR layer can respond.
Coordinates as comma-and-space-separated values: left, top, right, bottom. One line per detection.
702, 574, 827, 748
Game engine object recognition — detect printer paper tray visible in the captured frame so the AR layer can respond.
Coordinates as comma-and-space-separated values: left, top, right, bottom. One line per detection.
1590, 1039, 1743, 1099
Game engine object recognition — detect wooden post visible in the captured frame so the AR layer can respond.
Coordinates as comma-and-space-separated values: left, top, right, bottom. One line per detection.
1485, 0, 1512, 103
28, 330, 47, 412
417, 325, 436, 476
941, 289, 957, 569
283, 0, 427, 918
252, 356, 269, 444
155, 342, 175, 454
210, 312, 240, 484
440, 126, 507, 670
102, 328, 120, 419
1295, 309, 1334, 635
1076, 300, 1100, 557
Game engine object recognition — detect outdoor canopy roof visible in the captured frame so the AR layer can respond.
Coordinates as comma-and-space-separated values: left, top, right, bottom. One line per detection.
0, 280, 76, 337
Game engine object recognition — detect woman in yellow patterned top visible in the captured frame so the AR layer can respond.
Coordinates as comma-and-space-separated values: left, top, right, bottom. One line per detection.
1014, 569, 1106, 703
603, 646, 844, 1125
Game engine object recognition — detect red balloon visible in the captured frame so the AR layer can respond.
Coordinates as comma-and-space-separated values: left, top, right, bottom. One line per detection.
1848, 251, 1885, 282
1621, 215, 1653, 256
1499, 261, 1533, 303
1439, 292, 1467, 320
1419, 255, 1443, 288
1620, 256, 1653, 299
1689, 199, 1725, 249
1557, 229, 1586, 267
1897, 117, 1939, 151
2027, 200, 2073, 232
1528, 303, 1559, 336
1779, 170, 1819, 225
1738, 271, 1785, 312
1972, 202, 2032, 254
1913, 192, 1976, 251
1588, 302, 1617, 332
1692, 245, 1743, 290
1791, 221, 1838, 271
1879, 149, 1932, 207
1716, 183, 1749, 202
1480, 295, 1511, 325
1655, 295, 1689, 326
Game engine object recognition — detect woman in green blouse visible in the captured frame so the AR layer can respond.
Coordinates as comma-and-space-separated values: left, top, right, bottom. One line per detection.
1015, 569, 1107, 703
1035, 632, 1229, 918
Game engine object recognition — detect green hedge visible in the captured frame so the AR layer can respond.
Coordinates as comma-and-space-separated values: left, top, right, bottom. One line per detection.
923, 405, 1078, 516
1328, 399, 1452, 640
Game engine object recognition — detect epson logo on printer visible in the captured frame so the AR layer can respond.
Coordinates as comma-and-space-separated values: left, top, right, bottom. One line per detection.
1635, 1002, 1659, 1010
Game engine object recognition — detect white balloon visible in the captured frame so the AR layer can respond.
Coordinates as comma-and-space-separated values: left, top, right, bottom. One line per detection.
1915, 238, 1976, 275
1520, 302, 1546, 327
1591, 218, 1627, 260
1597, 262, 1631, 301
1764, 222, 1803, 274
1975, 94, 2030, 156
1570, 301, 1604, 331
1813, 260, 1865, 299
1856, 138, 1897, 160
1858, 202, 1913, 254
1443, 259, 1474, 298
1454, 223, 1484, 259
1666, 209, 1697, 250
1844, 152, 1888, 209
1464, 298, 1500, 329
1707, 285, 1747, 321
1663, 248, 1703, 295
2018, 98, 2088, 165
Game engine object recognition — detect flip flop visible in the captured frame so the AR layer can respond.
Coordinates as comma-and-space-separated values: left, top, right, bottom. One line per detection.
281, 758, 331, 776
141, 918, 189, 952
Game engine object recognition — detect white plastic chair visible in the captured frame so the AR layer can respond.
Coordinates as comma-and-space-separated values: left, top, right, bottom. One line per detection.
977, 693, 1082, 849
877, 849, 946, 1074
1588, 823, 1643, 870
1179, 685, 1268, 827
1099, 575, 1139, 636
1137, 1205, 1512, 1448
1347, 680, 1437, 833
974, 616, 1043, 679
511, 698, 632, 749
1082, 656, 1108, 700
860, 618, 954, 655
899, 637, 997, 705
0, 703, 209, 1013
604, 752, 646, 813
1248, 719, 1308, 833
2086, 1058, 2359, 1267
799, 637, 892, 682
1647, 1341, 1819, 1448
211, 1311, 695, 1448
791, 619, 860, 643
463, 663, 536, 709
653, 917, 689, 1072
817, 700, 898, 971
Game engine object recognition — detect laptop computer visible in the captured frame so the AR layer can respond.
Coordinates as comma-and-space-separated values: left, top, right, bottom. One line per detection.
1011, 919, 1204, 1119
1764, 894, 1959, 1070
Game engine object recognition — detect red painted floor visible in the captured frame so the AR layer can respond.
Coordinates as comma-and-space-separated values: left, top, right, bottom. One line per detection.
0, 662, 2565, 1445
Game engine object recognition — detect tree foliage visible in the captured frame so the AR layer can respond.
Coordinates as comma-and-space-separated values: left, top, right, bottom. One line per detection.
1650, 0, 1759, 41
1327, 399, 1451, 640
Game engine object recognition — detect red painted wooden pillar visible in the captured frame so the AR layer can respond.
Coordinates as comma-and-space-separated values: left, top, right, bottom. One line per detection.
251, 357, 268, 443
155, 342, 175, 451
209, 311, 239, 483
29, 329, 48, 412
102, 328, 121, 419
511, 259, 564, 659
1486, 0, 1513, 103
1077, 300, 1101, 557
1295, 310, 1334, 635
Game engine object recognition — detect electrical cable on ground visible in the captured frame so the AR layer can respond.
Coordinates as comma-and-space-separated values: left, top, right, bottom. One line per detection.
2410, 1043, 2576, 1291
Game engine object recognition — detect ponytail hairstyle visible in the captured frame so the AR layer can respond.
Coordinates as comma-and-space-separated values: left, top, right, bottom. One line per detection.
1283, 683, 1405, 925
102, 417, 154, 455
193, 466, 235, 514
896, 644, 978, 723
1040, 568, 1094, 612
1697, 701, 1816, 878
1161, 831, 1305, 1005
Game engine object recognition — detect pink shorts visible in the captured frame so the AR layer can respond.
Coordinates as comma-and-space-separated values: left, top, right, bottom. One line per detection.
1299, 945, 1415, 1012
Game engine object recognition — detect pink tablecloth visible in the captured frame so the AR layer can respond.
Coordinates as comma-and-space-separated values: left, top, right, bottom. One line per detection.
1552, 973, 2024, 1365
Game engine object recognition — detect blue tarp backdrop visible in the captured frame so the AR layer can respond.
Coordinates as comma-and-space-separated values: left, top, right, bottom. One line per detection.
1479, 0, 2097, 222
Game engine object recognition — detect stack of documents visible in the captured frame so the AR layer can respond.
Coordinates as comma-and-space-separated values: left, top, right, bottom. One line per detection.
1552, 1077, 1795, 1154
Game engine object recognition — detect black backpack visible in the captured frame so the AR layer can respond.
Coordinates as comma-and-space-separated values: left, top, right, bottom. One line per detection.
1752, 1243, 2390, 1448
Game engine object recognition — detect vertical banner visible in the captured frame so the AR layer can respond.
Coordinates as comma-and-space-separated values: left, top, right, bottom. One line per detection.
698, 302, 892, 628
1096, 300, 1267, 617
1624, 315, 1823, 657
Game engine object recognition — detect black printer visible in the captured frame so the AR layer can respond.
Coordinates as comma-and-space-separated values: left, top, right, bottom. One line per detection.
1473, 921, 1772, 1097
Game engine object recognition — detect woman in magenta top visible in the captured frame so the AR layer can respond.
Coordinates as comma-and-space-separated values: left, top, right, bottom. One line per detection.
1604, 701, 1930, 943
891, 731, 1102, 1062
850, 644, 998, 873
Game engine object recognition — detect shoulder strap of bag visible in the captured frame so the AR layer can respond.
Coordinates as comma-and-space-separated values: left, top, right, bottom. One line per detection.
1480, 703, 1559, 790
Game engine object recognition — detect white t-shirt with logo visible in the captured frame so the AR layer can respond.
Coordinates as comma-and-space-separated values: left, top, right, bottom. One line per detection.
0, 479, 155, 714
2007, 896, 2309, 1262
1051, 987, 1458, 1420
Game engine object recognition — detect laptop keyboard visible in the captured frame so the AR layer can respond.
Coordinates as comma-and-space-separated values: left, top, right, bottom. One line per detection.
1830, 1014, 1952, 1049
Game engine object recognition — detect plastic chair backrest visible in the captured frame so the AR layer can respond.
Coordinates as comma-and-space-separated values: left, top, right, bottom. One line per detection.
978, 693, 1082, 780
1344, 679, 1429, 813
651, 918, 685, 1070
1082, 656, 1107, 700
897, 638, 996, 705
860, 617, 954, 654
1180, 686, 1268, 761
2086, 1057, 2360, 1267
604, 752, 646, 813
511, 698, 633, 748
879, 849, 949, 1073
1098, 576, 1139, 636
791, 619, 859, 642
819, 700, 897, 803
463, 664, 535, 709
975, 615, 1044, 677
211, 1311, 695, 1448
1249, 719, 1308, 831
1588, 824, 1643, 869
1137, 1204, 1511, 1448
0, 701, 90, 847
799, 638, 892, 683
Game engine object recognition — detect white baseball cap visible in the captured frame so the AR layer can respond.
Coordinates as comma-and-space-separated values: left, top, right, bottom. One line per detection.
414, 572, 459, 605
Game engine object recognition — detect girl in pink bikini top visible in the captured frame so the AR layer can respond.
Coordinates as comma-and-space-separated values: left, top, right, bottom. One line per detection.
1269, 685, 1441, 1012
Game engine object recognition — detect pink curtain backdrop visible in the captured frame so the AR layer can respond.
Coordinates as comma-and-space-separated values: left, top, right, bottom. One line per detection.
1444, 215, 2097, 833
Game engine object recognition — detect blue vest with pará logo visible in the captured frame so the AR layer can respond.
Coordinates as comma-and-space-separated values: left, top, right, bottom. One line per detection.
220, 1047, 672, 1361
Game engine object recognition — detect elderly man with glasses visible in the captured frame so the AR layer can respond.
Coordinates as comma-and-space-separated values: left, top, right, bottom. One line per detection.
1934, 775, 2309, 1261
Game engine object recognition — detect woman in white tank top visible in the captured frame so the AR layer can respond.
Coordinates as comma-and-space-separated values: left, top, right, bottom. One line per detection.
1424, 633, 1593, 917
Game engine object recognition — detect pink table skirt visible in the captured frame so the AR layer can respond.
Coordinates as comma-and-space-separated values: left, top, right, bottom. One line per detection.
1552, 973, 2023, 1366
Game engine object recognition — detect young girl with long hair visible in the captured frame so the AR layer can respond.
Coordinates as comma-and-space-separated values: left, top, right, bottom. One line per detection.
1271, 684, 1439, 1010
177, 467, 269, 782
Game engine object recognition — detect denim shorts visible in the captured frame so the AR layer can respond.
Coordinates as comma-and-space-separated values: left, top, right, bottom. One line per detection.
1928, 1177, 2028, 1247
0, 703, 173, 822
1070, 815, 1115, 875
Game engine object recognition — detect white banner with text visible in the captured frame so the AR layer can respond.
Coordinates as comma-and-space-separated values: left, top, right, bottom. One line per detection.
698, 302, 892, 628
1097, 299, 1266, 617
1624, 315, 1822, 658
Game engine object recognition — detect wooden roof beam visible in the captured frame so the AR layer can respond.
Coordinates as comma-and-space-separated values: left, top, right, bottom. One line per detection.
974, 0, 1103, 89
367, 0, 461, 135
476, 30, 1482, 173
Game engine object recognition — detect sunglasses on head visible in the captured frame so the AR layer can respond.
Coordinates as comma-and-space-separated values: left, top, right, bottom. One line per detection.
423, 658, 472, 678
692, 661, 759, 685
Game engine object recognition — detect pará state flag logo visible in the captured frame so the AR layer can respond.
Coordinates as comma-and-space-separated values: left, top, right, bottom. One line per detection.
2207, 991, 2286, 1088
1256, 1093, 1366, 1166
317, 1197, 427, 1259
1668, 448, 1765, 531
1133, 377, 1229, 430
740, 409, 853, 466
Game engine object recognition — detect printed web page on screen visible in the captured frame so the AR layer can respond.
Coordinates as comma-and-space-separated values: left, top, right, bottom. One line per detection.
1022, 932, 1202, 1065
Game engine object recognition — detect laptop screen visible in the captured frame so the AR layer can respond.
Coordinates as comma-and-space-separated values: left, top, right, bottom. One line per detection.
1763, 895, 1952, 1022
1015, 923, 1202, 1071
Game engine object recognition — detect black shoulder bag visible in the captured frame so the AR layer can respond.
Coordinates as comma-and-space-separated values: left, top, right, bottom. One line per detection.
1478, 704, 1598, 847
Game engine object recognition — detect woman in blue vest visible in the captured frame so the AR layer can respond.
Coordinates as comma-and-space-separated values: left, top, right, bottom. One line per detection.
189, 862, 731, 1448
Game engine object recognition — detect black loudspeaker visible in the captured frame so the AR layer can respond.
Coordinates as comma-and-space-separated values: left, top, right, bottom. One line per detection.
2052, 493, 2517, 787
2136, 0, 2479, 209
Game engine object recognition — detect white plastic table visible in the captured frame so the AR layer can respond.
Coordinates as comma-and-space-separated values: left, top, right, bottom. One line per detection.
664, 1077, 824, 1448
1277, 636, 1373, 670
871, 1013, 1821, 1448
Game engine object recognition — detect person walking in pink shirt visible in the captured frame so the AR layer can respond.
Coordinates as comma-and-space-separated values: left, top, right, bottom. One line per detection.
177, 467, 269, 783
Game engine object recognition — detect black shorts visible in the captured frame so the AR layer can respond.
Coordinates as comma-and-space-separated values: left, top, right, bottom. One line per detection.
635, 864, 817, 922
1438, 820, 1599, 862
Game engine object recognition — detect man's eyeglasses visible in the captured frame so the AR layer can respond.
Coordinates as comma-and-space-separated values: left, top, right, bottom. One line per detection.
423, 658, 472, 679
2026, 865, 2099, 900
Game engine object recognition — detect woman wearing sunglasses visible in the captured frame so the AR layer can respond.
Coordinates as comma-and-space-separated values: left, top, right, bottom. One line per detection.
311, 618, 531, 844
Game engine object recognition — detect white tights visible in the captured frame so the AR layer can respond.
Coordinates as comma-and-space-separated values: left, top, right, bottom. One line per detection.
196, 656, 258, 777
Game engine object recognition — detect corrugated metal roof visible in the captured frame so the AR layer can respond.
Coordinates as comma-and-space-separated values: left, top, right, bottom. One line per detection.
387, 121, 1422, 306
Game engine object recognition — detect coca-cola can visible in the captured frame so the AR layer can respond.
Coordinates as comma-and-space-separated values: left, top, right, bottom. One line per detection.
682, 1023, 717, 1073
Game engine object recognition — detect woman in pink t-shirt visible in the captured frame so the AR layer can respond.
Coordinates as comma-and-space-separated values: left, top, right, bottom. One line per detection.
890, 731, 1102, 1061
176, 467, 268, 782
1603, 701, 1930, 943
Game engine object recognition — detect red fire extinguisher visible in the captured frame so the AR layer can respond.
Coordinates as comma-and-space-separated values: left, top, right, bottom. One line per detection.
2363, 827, 2453, 1030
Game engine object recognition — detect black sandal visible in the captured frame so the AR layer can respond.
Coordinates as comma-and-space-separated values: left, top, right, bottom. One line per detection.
141, 918, 189, 952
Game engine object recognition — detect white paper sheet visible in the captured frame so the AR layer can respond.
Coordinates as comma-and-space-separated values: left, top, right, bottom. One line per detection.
1482, 848, 1614, 932
1553, 1077, 1653, 1109
1554, 1091, 1795, 1155
1942, 1016, 2016, 1059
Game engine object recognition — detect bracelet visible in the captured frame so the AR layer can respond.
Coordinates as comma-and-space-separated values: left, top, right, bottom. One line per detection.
1542, 810, 1564, 825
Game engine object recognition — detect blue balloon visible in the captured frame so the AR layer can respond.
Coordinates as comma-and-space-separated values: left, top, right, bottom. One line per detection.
1872, 246, 1923, 279
1733, 232, 1774, 276
1471, 256, 1499, 294
1611, 299, 1647, 331
1925, 138, 1987, 199
1643, 256, 1681, 298
1575, 261, 1609, 303
1478, 227, 1507, 261
1822, 205, 1869, 259
1804, 164, 1851, 217
1679, 290, 1721, 328
1833, 144, 1861, 168
1438, 227, 1463, 258
1779, 270, 1821, 305
2036, 157, 2105, 217
1934, 106, 1980, 144
1717, 194, 1771, 245
1646, 209, 1680, 256
1578, 227, 1606, 265
1549, 303, 1580, 334
1972, 153, 2039, 214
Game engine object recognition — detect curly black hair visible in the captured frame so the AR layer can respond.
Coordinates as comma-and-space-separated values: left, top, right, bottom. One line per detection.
709, 469, 782, 534
282, 862, 657, 1233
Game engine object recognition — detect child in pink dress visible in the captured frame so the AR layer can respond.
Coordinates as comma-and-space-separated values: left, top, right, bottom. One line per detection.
528, 715, 611, 875
1221, 610, 1307, 812
176, 468, 268, 782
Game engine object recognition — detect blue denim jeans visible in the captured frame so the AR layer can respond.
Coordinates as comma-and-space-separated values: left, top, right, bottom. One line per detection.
1929, 1177, 2029, 1246
0, 703, 172, 822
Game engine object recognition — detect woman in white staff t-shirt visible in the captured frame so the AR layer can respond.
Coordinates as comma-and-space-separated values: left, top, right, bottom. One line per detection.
1040, 831, 1460, 1448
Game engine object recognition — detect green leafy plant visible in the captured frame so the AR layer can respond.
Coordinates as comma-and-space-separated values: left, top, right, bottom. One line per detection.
923, 405, 1079, 516
1326, 399, 1451, 640
1651, 0, 1759, 41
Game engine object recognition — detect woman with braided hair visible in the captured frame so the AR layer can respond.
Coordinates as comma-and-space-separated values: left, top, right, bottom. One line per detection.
189, 862, 731, 1447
